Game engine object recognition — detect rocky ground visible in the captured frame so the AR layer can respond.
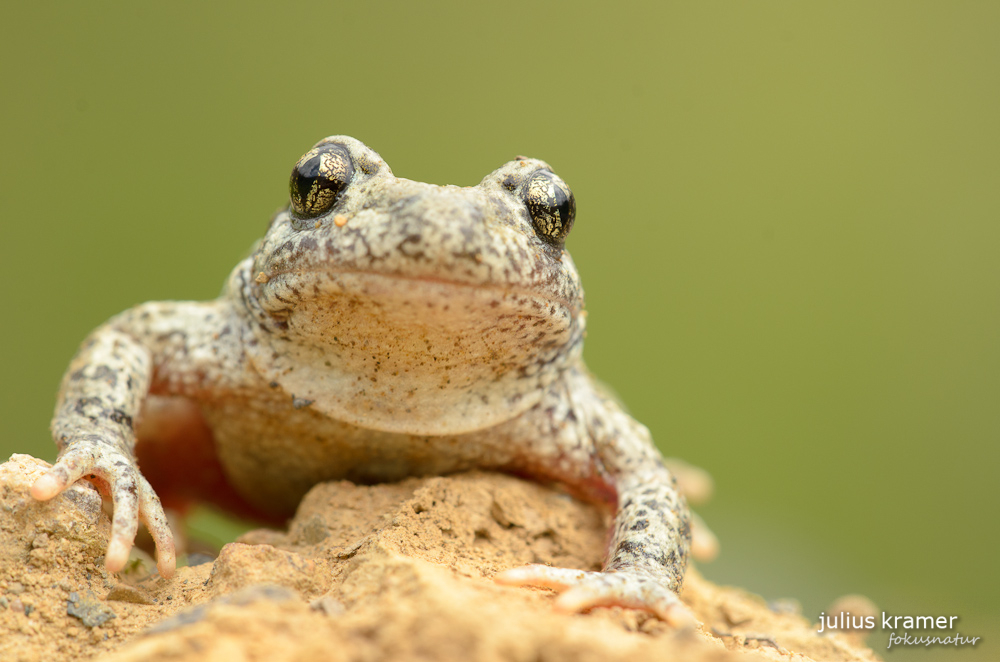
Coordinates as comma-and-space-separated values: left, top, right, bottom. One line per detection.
0, 454, 879, 661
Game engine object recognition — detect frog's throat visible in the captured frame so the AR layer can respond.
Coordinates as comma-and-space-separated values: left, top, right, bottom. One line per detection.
236, 266, 585, 435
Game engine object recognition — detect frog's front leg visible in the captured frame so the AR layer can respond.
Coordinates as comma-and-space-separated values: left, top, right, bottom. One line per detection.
31, 300, 247, 577
497, 368, 695, 626
31, 325, 176, 576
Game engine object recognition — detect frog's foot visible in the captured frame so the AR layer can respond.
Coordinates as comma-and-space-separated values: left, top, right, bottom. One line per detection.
662, 458, 713, 506
495, 565, 697, 627
662, 459, 719, 563
690, 511, 719, 563
31, 442, 176, 578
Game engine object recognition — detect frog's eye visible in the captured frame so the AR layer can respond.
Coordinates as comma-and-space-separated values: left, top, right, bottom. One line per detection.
523, 170, 575, 246
289, 143, 354, 218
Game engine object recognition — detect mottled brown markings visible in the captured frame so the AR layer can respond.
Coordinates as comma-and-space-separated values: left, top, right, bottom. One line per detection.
72, 397, 103, 419
109, 410, 133, 427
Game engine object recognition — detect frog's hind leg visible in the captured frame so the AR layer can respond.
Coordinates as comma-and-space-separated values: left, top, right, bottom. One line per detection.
662, 458, 719, 562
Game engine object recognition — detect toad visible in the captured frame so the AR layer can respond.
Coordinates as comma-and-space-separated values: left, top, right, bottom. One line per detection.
32, 136, 706, 625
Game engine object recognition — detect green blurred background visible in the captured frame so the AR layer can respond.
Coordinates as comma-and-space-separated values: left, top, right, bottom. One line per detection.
1, 3, 996, 658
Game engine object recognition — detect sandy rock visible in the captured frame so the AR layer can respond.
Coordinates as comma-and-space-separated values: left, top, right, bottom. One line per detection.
0, 455, 880, 661
206, 542, 334, 598
0, 455, 214, 661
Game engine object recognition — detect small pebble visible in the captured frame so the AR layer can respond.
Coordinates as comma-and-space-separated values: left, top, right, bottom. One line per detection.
67, 590, 117, 627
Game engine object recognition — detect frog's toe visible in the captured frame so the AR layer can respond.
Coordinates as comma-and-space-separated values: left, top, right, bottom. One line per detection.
662, 458, 714, 506
137, 474, 176, 577
495, 565, 697, 627
106, 470, 176, 577
30, 446, 99, 501
30, 442, 176, 577
690, 511, 719, 563
103, 465, 141, 573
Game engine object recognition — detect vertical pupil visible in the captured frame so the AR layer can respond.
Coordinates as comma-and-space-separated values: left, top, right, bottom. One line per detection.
290, 144, 354, 217
553, 188, 569, 226
524, 170, 574, 245
295, 155, 323, 202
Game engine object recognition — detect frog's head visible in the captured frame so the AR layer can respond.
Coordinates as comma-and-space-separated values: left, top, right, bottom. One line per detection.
240, 136, 585, 435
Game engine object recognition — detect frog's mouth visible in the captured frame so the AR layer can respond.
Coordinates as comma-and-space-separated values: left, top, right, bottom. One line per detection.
244, 267, 585, 435
257, 266, 579, 313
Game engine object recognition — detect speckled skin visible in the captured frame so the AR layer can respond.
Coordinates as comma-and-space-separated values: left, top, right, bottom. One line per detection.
32, 136, 694, 625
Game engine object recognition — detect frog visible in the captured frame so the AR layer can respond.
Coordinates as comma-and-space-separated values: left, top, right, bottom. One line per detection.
31, 136, 703, 626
